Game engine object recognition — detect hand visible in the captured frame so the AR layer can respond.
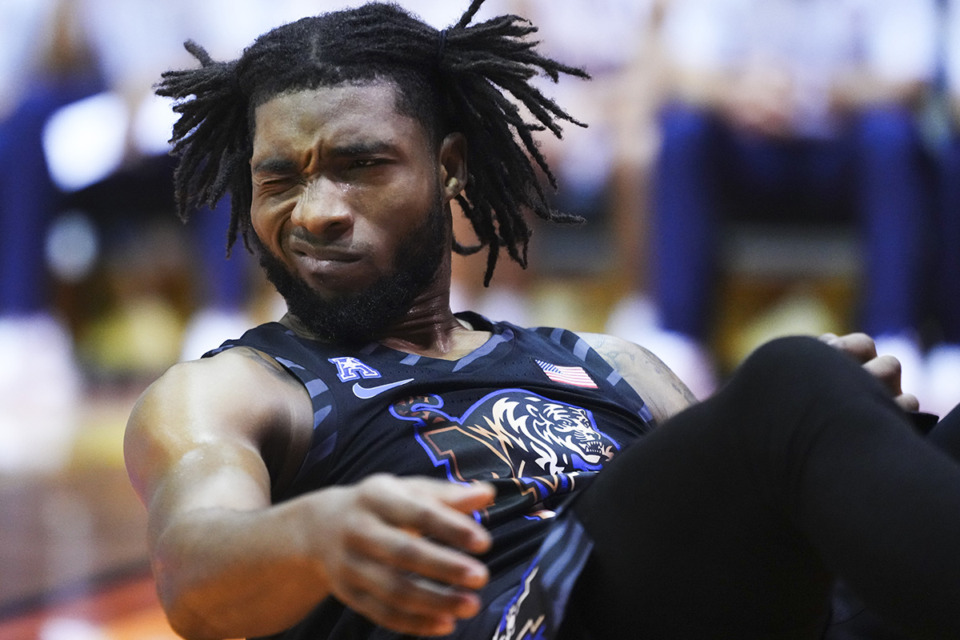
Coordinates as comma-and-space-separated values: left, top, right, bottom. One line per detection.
310, 474, 495, 636
819, 332, 920, 412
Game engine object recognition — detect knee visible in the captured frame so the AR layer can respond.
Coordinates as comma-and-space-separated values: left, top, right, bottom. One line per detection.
710, 336, 887, 472
742, 335, 838, 372
729, 336, 872, 404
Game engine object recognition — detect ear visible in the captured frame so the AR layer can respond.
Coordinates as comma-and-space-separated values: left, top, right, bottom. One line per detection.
438, 132, 467, 203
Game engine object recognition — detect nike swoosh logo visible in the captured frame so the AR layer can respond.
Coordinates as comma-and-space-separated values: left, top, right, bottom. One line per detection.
352, 378, 414, 399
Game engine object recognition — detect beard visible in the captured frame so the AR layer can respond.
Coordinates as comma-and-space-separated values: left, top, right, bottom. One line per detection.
252, 193, 449, 346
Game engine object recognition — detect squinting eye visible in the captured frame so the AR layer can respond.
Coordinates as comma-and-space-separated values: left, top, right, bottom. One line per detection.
256, 177, 299, 197
351, 158, 384, 169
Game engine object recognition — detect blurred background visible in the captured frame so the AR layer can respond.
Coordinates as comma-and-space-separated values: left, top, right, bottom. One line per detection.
2, 0, 960, 637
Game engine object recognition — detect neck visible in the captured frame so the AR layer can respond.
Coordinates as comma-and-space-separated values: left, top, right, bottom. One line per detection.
364, 253, 492, 360
377, 291, 483, 360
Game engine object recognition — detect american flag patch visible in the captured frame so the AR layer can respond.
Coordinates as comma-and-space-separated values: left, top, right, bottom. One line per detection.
536, 360, 598, 388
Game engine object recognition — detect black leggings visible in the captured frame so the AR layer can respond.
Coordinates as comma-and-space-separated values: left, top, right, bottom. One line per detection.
563, 336, 960, 639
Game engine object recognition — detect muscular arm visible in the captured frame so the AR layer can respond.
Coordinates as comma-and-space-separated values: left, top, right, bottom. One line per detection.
578, 332, 697, 424
125, 348, 323, 638
125, 349, 493, 639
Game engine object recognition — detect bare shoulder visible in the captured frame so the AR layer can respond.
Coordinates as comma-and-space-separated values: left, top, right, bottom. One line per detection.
125, 347, 313, 504
577, 332, 697, 423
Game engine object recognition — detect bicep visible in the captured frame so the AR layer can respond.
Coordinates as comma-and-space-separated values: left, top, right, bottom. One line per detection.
124, 351, 312, 541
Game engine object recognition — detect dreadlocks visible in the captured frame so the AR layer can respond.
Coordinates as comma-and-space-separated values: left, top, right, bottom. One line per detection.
156, 0, 588, 286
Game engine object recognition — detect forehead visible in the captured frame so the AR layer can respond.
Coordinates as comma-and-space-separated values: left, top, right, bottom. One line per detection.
251, 82, 431, 157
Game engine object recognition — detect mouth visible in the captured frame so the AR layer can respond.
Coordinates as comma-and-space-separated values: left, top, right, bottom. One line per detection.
288, 236, 361, 263
565, 436, 603, 458
285, 237, 365, 287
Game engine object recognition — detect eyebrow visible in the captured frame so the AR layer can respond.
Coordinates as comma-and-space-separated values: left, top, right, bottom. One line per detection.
251, 141, 398, 176
329, 140, 397, 158
251, 157, 299, 176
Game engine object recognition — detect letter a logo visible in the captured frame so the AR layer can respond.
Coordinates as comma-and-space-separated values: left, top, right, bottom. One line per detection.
328, 357, 381, 382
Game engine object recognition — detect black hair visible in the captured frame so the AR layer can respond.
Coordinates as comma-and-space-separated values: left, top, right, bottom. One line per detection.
156, 0, 588, 285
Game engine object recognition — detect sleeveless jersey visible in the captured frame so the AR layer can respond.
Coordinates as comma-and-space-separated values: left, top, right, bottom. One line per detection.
206, 312, 656, 640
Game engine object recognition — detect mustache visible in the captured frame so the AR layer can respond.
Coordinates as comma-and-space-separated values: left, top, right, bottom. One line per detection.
289, 226, 337, 248
287, 227, 372, 255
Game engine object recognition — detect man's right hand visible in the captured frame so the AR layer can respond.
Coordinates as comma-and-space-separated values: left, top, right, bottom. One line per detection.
309, 475, 495, 636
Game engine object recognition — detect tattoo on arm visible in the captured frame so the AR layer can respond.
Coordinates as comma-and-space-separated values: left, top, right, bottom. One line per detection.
585, 334, 698, 421
634, 345, 698, 407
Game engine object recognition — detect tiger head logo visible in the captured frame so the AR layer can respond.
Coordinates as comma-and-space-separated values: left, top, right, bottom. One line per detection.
392, 389, 620, 481
486, 392, 617, 474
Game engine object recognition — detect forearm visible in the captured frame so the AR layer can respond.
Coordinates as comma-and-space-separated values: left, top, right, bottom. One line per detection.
151, 500, 330, 639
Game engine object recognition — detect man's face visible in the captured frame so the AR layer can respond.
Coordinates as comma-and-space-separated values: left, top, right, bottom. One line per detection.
248, 82, 453, 343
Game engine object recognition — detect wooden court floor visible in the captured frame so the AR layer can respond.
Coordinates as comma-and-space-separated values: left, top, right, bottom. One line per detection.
0, 385, 181, 640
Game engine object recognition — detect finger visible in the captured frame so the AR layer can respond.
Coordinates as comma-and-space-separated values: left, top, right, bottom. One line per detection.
432, 480, 497, 513
399, 477, 495, 512
820, 332, 878, 364
409, 479, 495, 548
342, 583, 461, 636
346, 510, 489, 590
337, 558, 480, 635
895, 392, 921, 414
361, 477, 493, 554
342, 553, 482, 619
862, 355, 904, 397
860, 356, 921, 413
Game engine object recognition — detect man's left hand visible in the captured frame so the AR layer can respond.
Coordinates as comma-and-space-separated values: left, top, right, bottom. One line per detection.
819, 332, 920, 413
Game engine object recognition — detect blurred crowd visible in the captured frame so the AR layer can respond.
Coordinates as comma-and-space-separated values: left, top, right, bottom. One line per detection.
2, 0, 960, 471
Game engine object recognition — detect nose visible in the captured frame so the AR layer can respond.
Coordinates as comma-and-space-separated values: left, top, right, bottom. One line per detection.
289, 176, 353, 240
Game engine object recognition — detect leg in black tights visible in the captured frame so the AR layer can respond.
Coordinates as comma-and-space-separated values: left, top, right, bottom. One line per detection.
827, 403, 960, 640
928, 404, 960, 461
562, 336, 960, 639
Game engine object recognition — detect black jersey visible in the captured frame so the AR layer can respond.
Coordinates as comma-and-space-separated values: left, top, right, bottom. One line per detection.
207, 312, 655, 640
